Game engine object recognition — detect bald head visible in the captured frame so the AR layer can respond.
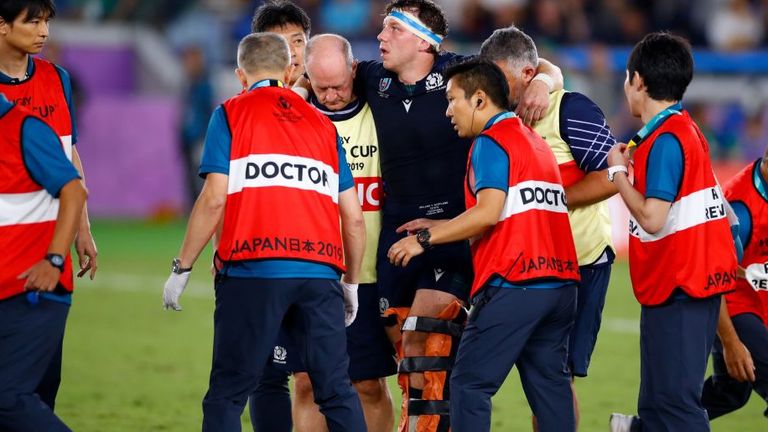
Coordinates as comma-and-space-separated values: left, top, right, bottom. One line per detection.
304, 34, 357, 111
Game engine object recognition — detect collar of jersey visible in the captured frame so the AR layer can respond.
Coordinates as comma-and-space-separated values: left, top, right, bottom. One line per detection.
249, 79, 285, 91
311, 96, 363, 122
754, 157, 768, 201
482, 111, 516, 131
0, 56, 34, 84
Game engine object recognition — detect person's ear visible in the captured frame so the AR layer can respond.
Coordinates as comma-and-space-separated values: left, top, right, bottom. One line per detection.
632, 71, 645, 91
235, 68, 247, 89
521, 64, 536, 85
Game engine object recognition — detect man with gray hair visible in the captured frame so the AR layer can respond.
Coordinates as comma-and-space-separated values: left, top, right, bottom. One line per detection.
270, 33, 398, 432
480, 26, 618, 430
161, 32, 367, 432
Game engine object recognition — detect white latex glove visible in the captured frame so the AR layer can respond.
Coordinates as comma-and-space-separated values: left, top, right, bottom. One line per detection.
745, 262, 768, 291
163, 271, 191, 311
341, 280, 359, 327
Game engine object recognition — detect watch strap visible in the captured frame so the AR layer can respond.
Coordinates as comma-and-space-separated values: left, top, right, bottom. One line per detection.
45, 253, 65, 272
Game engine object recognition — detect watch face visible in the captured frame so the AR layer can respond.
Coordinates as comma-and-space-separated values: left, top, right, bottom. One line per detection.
50, 255, 64, 266
172, 258, 180, 273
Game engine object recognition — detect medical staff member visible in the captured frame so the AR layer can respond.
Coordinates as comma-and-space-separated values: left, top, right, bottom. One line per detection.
702, 145, 768, 421
607, 32, 738, 432
0, 93, 87, 431
0, 0, 98, 410
389, 58, 580, 432
479, 26, 617, 429
162, 33, 366, 432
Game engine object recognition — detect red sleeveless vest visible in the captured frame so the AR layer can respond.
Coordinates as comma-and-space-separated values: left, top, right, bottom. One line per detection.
0, 104, 74, 300
0, 58, 73, 160
216, 86, 345, 271
465, 117, 580, 298
723, 160, 768, 324
629, 111, 737, 306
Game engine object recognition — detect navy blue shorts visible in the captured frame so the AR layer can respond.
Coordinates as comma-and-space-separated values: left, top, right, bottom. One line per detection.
271, 283, 397, 381
568, 251, 613, 377
376, 220, 473, 309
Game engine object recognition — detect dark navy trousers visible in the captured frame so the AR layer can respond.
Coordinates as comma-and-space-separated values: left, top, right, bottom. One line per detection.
703, 312, 768, 420
201, 277, 365, 432
0, 294, 71, 432
638, 294, 720, 432
450, 285, 577, 432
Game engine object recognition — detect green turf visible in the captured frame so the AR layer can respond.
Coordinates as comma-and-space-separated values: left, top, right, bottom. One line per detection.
55, 220, 766, 431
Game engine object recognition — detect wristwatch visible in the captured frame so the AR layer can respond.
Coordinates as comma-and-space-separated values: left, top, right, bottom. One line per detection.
607, 165, 629, 182
45, 253, 65, 272
172, 258, 193, 274
416, 229, 433, 250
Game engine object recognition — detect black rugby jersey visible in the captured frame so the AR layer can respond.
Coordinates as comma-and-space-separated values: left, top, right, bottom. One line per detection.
355, 52, 471, 221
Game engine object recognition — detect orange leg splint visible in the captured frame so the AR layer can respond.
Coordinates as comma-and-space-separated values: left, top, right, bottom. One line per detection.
383, 301, 467, 432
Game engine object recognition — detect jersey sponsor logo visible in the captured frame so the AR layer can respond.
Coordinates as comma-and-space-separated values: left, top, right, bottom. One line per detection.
629, 186, 727, 242
434, 267, 445, 281
500, 180, 569, 221
273, 345, 288, 364
228, 153, 339, 202
379, 78, 392, 92
354, 177, 381, 211
424, 72, 444, 91
419, 200, 449, 217
402, 99, 413, 113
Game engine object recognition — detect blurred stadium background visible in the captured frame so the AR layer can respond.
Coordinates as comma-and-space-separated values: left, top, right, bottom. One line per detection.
44, 0, 768, 430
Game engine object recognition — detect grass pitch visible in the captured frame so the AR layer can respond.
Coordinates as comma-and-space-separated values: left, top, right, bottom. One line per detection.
54, 220, 766, 431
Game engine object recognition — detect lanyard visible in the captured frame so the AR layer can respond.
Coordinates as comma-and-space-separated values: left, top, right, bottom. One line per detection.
755, 158, 768, 200
250, 79, 285, 90
627, 106, 681, 152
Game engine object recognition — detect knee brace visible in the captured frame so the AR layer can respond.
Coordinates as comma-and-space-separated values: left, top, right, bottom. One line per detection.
389, 301, 467, 432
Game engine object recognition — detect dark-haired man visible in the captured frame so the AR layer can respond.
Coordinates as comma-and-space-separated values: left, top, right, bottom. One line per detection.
354, 2, 563, 428
251, 0, 311, 85
0, 0, 98, 412
607, 32, 738, 432
389, 58, 580, 432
